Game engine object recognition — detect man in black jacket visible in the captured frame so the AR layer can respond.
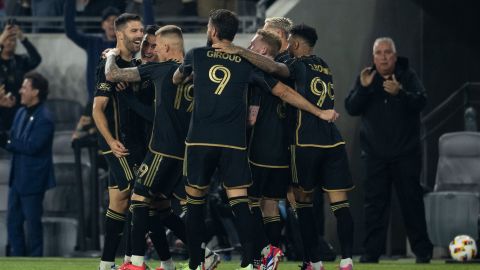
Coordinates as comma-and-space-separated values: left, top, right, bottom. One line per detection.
0, 22, 42, 132
345, 37, 432, 263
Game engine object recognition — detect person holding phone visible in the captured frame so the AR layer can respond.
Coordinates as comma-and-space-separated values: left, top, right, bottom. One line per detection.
0, 20, 42, 132
344, 37, 432, 263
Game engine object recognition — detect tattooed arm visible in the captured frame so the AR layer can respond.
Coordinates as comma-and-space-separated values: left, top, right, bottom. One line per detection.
105, 50, 141, 82
213, 43, 290, 78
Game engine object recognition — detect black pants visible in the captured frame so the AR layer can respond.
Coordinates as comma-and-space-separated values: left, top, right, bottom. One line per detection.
363, 153, 432, 259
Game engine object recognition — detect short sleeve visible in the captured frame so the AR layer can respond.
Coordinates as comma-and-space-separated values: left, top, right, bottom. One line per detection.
249, 86, 261, 106
286, 58, 299, 80
178, 48, 194, 76
94, 61, 113, 98
138, 62, 159, 81
249, 68, 279, 93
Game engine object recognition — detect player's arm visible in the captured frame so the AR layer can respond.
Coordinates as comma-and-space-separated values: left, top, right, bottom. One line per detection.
173, 49, 194, 85
213, 43, 290, 78
104, 49, 141, 82
272, 81, 339, 122
92, 96, 128, 157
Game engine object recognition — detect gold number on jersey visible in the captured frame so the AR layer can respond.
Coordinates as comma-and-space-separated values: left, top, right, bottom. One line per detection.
310, 77, 334, 107
137, 164, 149, 178
175, 83, 194, 112
209, 65, 231, 95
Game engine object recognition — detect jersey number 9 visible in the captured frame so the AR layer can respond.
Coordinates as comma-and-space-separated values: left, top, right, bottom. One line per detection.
209, 65, 231, 95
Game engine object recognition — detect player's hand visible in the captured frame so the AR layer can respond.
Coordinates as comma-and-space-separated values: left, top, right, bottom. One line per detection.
108, 139, 129, 158
318, 109, 339, 123
105, 48, 120, 59
383, 74, 401, 96
0, 24, 16, 45
14, 25, 25, 41
115, 81, 129, 92
0, 93, 16, 108
212, 42, 241, 54
360, 67, 376, 87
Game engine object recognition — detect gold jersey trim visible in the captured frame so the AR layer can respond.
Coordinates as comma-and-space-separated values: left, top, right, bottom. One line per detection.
249, 159, 289, 169
185, 142, 247, 150
295, 110, 346, 148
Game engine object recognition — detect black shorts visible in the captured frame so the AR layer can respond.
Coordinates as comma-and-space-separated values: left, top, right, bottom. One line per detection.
104, 151, 141, 191
172, 176, 186, 201
184, 145, 251, 189
248, 162, 289, 200
290, 144, 354, 193
133, 150, 183, 198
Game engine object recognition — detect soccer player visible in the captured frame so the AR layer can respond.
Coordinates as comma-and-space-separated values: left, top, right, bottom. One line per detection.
245, 29, 287, 270
92, 13, 144, 270
105, 25, 220, 270
173, 9, 338, 270
263, 17, 337, 267
214, 24, 355, 270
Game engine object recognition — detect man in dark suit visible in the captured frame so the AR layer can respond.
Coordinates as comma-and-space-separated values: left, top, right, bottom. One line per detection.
0, 71, 55, 256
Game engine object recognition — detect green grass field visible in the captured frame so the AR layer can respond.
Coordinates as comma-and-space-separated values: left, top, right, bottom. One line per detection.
0, 258, 479, 270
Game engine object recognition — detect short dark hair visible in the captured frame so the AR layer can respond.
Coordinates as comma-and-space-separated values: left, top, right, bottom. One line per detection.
209, 9, 239, 41
101, 6, 120, 22
256, 29, 281, 57
114, 13, 142, 31
290, 24, 318, 47
24, 71, 49, 102
145, 24, 160, 36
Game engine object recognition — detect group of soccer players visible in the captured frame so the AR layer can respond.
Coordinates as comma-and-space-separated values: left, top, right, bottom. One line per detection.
92, 8, 354, 270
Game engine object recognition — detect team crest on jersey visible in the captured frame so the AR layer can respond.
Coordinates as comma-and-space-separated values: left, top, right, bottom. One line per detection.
97, 83, 111, 92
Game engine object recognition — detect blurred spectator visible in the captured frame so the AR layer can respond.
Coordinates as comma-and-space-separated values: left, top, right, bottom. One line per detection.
80, 0, 126, 17
0, 71, 55, 256
0, 21, 41, 131
31, 0, 65, 32
126, 0, 183, 19
64, 0, 118, 99
0, 0, 5, 16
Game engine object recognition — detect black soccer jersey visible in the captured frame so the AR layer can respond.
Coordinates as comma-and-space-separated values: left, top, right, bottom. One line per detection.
288, 55, 344, 147
138, 61, 193, 159
180, 47, 278, 149
248, 86, 289, 167
94, 57, 140, 152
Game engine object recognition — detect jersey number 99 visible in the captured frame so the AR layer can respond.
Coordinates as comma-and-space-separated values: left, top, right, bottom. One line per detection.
310, 77, 334, 107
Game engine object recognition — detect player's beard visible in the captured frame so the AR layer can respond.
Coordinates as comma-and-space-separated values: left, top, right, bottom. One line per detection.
124, 35, 142, 54
207, 36, 213, 47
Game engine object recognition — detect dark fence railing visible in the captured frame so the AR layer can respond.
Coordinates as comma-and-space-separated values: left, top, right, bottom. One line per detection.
421, 82, 480, 190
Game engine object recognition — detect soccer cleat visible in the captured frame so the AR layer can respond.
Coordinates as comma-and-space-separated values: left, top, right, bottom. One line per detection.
120, 263, 148, 270
260, 245, 283, 270
156, 260, 176, 270
118, 262, 132, 270
299, 262, 313, 270
310, 261, 325, 270
204, 249, 221, 270
339, 258, 353, 270
98, 261, 116, 270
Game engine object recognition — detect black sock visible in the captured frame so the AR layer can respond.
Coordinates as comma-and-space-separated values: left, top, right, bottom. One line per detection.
186, 194, 207, 270
263, 215, 282, 247
296, 201, 321, 263
124, 209, 133, 258
130, 200, 150, 257
250, 199, 269, 260
149, 210, 171, 261
331, 200, 354, 259
101, 208, 126, 262
159, 207, 187, 244
229, 196, 254, 267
